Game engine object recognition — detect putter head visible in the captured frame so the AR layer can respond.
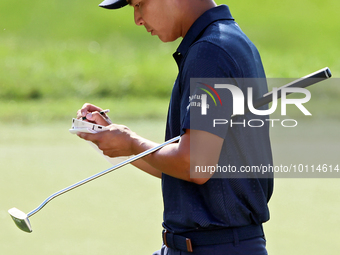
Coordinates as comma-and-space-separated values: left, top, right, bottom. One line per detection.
8, 208, 32, 233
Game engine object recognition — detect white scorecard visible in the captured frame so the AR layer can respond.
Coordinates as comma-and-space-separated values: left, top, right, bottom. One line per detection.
69, 118, 109, 134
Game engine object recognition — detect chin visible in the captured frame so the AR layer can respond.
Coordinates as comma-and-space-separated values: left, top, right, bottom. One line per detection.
158, 35, 179, 43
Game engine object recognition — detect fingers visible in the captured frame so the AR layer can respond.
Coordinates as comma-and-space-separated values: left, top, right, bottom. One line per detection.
77, 132, 97, 142
81, 103, 103, 116
77, 103, 103, 119
76, 103, 111, 126
77, 124, 136, 158
85, 111, 110, 126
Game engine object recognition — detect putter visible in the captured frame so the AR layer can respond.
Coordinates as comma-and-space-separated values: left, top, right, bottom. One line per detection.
9, 67, 331, 233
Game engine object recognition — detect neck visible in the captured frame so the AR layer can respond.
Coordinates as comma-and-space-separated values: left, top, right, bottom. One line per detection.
180, 0, 217, 38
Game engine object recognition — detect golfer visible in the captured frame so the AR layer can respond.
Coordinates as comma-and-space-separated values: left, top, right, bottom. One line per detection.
77, 0, 273, 254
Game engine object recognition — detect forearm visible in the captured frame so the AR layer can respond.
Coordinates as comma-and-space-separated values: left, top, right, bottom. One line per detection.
146, 143, 192, 180
128, 135, 188, 180
132, 129, 223, 184
129, 133, 191, 181
131, 159, 163, 179
130, 130, 210, 184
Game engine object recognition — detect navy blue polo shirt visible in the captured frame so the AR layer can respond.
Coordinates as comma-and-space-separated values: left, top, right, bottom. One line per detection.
163, 5, 273, 233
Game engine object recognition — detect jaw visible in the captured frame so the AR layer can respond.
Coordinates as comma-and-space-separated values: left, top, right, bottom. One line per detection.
8, 208, 32, 233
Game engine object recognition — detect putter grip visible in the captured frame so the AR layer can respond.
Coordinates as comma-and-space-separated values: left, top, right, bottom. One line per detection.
252, 67, 332, 110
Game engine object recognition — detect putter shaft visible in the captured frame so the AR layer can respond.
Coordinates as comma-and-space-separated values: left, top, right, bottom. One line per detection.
27, 135, 181, 218
26, 66, 333, 218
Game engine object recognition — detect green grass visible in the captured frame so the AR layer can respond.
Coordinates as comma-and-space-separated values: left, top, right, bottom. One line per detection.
0, 97, 169, 124
227, 0, 340, 78
0, 0, 339, 103
0, 35, 176, 100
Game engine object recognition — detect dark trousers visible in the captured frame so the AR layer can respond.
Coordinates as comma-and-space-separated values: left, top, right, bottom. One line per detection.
152, 236, 267, 255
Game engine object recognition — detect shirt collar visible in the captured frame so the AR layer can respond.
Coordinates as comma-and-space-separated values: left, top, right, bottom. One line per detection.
175, 5, 234, 60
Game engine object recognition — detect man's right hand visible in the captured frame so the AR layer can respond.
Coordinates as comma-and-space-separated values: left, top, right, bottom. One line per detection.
76, 103, 110, 126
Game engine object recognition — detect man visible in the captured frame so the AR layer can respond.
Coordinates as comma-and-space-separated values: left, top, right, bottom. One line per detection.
77, 0, 273, 254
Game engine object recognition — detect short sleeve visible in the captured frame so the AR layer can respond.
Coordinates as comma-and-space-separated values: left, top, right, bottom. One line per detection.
180, 41, 241, 138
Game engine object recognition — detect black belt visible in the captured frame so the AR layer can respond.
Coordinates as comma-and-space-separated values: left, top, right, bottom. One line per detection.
162, 224, 264, 253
